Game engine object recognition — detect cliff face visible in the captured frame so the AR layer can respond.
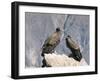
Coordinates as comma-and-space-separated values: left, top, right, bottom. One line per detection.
25, 12, 89, 67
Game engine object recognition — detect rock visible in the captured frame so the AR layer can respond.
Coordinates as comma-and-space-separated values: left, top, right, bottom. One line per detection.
44, 53, 87, 67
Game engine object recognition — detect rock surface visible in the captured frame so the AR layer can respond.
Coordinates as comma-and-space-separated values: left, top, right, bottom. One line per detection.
44, 53, 87, 67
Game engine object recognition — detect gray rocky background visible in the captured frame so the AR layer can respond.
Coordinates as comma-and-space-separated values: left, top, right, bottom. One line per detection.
25, 12, 89, 67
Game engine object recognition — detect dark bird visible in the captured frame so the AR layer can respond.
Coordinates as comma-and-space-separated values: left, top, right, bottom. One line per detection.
41, 27, 61, 67
41, 28, 61, 56
65, 35, 82, 62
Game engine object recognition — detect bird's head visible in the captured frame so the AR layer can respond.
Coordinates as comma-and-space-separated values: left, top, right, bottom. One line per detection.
56, 27, 61, 32
65, 35, 71, 41
66, 35, 71, 39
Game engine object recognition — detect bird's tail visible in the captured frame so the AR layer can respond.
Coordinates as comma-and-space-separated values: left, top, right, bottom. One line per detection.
42, 58, 47, 67
41, 52, 44, 57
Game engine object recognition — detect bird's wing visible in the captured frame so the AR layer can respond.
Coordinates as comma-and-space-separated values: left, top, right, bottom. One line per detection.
54, 39, 60, 46
42, 37, 51, 49
42, 32, 60, 49
69, 38, 80, 50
